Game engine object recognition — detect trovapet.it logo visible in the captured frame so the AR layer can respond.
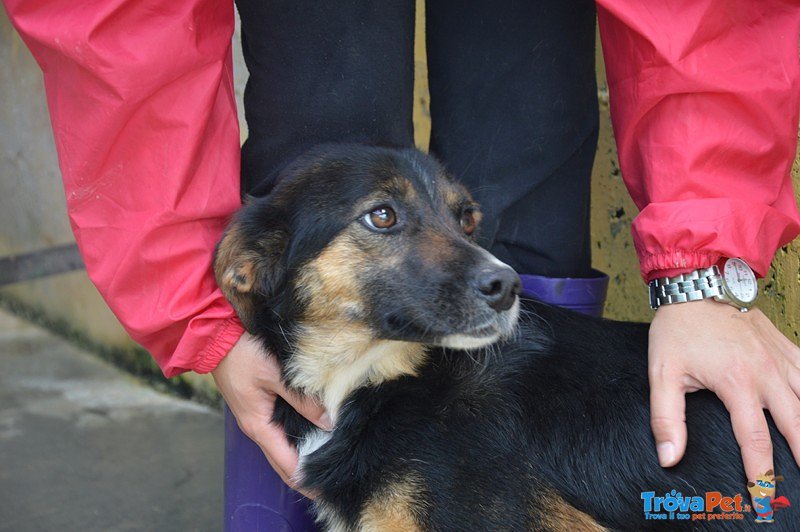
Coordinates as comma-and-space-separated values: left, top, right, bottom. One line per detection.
641, 490, 750, 523
642, 471, 792, 524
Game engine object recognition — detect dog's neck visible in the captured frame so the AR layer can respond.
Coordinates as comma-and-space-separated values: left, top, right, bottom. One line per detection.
283, 320, 427, 420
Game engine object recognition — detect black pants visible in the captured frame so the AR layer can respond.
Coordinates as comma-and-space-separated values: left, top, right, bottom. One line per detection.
236, 0, 598, 278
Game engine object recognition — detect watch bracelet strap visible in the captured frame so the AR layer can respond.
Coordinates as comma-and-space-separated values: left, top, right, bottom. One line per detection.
648, 265, 724, 310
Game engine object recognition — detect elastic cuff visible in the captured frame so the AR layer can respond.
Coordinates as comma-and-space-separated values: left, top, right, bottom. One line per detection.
639, 250, 721, 283
193, 317, 246, 374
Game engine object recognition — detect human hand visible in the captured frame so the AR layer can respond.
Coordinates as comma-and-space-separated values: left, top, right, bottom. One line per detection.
648, 299, 800, 482
212, 332, 332, 491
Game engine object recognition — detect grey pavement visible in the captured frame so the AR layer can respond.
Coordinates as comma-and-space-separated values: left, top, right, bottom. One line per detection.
0, 309, 224, 531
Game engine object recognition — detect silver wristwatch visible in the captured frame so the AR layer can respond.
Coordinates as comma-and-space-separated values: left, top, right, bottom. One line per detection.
648, 258, 758, 312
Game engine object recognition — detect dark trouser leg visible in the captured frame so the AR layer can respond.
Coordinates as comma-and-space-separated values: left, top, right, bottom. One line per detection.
236, 0, 416, 197
229, 2, 415, 531
426, 0, 598, 278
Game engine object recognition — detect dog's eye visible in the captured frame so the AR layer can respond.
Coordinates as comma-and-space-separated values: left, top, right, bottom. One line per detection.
460, 207, 477, 236
363, 206, 397, 231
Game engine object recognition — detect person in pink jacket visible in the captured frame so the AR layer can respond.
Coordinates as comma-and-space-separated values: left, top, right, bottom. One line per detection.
4, 0, 800, 527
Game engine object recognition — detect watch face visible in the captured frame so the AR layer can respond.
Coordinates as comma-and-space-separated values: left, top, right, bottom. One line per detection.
723, 258, 758, 304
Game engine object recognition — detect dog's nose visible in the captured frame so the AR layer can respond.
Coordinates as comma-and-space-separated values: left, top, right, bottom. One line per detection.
474, 266, 521, 312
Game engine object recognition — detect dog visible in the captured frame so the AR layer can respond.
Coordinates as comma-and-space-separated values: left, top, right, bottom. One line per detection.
214, 144, 798, 530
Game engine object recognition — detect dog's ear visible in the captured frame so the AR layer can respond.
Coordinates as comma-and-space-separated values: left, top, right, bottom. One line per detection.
214, 214, 288, 330
747, 482, 755, 488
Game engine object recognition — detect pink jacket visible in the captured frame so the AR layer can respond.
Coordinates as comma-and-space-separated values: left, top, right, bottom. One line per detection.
4, 0, 799, 377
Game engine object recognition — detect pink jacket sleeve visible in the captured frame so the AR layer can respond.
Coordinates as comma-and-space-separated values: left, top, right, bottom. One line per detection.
4, 0, 245, 377
597, 0, 800, 281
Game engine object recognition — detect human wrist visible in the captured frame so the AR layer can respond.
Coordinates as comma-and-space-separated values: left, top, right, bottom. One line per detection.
648, 259, 758, 312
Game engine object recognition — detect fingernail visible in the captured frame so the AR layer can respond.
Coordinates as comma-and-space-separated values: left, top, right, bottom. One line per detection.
319, 412, 333, 431
657, 442, 675, 466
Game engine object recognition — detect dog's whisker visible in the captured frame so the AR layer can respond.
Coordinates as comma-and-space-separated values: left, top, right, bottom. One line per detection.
277, 323, 292, 348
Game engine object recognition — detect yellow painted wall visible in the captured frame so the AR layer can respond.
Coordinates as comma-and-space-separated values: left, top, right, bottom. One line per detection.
589, 45, 653, 322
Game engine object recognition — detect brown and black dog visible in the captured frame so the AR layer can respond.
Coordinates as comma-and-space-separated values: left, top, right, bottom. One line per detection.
215, 144, 798, 531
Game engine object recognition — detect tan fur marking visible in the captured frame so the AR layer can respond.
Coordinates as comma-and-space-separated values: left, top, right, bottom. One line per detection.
441, 182, 464, 212
214, 225, 261, 328
224, 261, 256, 292
438, 172, 473, 206
290, 232, 427, 417
359, 474, 426, 532
438, 176, 484, 236
471, 208, 484, 227
389, 174, 417, 199
215, 220, 288, 331
295, 232, 367, 321
291, 321, 426, 418
417, 229, 456, 266
536, 490, 607, 532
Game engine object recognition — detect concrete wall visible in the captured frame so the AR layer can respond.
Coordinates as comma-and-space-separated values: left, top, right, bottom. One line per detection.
1, 4, 798, 388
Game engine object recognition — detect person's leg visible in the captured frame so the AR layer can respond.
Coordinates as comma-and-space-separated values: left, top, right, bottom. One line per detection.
237, 0, 416, 197
228, 2, 415, 530
425, 0, 599, 282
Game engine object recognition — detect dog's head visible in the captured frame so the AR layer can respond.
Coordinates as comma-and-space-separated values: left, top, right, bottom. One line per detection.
215, 145, 520, 409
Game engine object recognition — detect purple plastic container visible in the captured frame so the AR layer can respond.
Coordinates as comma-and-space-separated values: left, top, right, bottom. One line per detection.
223, 272, 609, 531
519, 269, 609, 317
224, 407, 317, 532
